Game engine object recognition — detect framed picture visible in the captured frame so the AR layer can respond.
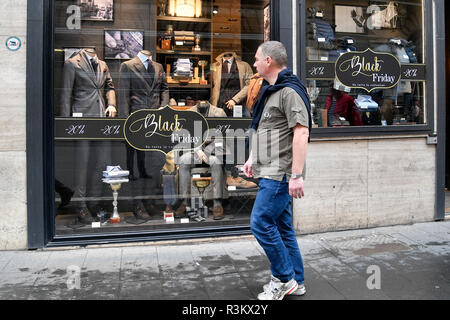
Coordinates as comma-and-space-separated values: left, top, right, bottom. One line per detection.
78, 0, 114, 22
334, 5, 366, 34
104, 30, 144, 60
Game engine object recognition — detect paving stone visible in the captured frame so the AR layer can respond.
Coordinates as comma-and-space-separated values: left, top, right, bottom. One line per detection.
162, 278, 209, 300
203, 273, 254, 300
120, 246, 160, 281
119, 280, 164, 300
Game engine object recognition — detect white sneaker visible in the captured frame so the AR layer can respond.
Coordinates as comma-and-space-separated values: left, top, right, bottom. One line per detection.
257, 276, 298, 300
263, 277, 306, 296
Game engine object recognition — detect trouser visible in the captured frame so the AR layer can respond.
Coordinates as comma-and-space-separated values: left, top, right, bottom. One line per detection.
178, 152, 224, 200
73, 140, 112, 209
250, 175, 305, 284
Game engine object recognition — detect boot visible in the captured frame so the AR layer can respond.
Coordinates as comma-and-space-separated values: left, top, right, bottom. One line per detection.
175, 203, 187, 218
213, 205, 224, 220
78, 207, 94, 224
134, 203, 150, 220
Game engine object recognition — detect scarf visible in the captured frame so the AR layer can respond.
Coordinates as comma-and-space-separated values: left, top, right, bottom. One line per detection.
250, 68, 312, 142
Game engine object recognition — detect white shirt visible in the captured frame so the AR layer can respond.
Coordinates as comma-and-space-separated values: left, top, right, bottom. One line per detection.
223, 57, 234, 73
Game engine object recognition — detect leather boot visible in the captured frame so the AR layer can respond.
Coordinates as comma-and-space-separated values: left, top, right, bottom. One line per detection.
134, 203, 150, 220
213, 205, 224, 220
78, 207, 94, 224
175, 203, 187, 218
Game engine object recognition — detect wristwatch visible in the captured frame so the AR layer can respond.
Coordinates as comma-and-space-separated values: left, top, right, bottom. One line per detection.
291, 173, 302, 179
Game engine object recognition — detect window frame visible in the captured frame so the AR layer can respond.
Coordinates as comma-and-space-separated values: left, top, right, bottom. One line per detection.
296, 0, 435, 139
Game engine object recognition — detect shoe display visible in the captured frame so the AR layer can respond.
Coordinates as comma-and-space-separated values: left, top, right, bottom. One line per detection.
257, 276, 298, 300
174, 203, 187, 218
213, 205, 224, 220
78, 207, 95, 224
226, 176, 257, 189
263, 278, 306, 296
134, 203, 150, 220
103, 165, 129, 178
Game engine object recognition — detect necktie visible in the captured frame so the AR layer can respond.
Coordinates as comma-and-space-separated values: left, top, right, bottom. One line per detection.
225, 60, 231, 73
91, 59, 98, 73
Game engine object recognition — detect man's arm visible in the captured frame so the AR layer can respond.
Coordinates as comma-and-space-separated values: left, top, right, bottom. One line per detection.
290, 124, 309, 199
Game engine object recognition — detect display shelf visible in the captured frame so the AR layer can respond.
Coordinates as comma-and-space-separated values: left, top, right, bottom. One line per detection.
157, 49, 212, 56
167, 83, 211, 89
156, 16, 212, 23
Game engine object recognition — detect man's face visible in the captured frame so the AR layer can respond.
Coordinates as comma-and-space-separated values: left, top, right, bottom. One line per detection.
254, 48, 269, 77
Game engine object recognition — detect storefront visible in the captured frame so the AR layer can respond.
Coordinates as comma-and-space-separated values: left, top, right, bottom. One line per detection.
13, 0, 446, 249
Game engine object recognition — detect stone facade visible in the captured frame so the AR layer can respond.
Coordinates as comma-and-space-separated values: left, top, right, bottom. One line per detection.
294, 138, 436, 234
0, 0, 27, 250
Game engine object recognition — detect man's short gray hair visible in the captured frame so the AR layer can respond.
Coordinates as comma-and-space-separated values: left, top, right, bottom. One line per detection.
258, 41, 288, 67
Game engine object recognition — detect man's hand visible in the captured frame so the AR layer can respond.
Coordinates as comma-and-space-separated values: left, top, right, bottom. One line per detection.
196, 150, 208, 164
105, 106, 117, 117
243, 157, 253, 178
225, 99, 236, 110
289, 177, 305, 199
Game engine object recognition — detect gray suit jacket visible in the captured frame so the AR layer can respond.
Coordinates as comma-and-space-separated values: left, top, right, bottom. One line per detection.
118, 57, 170, 117
60, 51, 115, 117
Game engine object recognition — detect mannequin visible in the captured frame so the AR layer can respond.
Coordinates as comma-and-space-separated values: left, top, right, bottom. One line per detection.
175, 101, 228, 220
60, 48, 116, 224
210, 52, 253, 117
118, 50, 170, 220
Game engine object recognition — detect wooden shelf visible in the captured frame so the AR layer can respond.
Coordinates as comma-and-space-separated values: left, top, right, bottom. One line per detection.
157, 49, 212, 56
156, 16, 212, 23
167, 83, 211, 89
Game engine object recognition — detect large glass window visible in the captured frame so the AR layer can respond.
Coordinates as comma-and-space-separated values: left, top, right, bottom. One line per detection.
304, 0, 425, 128
53, 0, 268, 236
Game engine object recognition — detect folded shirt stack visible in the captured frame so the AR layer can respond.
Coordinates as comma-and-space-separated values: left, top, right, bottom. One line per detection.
355, 95, 379, 111
173, 58, 193, 77
102, 166, 130, 183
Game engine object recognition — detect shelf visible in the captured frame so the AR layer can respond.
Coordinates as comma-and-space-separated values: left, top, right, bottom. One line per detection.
157, 49, 212, 56
167, 83, 211, 89
156, 16, 212, 23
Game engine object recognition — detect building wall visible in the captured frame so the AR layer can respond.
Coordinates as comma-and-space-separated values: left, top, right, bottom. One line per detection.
0, 0, 27, 250
294, 138, 436, 234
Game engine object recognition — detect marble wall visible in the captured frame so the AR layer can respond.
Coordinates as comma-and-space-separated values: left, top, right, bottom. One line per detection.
294, 138, 436, 234
0, 0, 27, 250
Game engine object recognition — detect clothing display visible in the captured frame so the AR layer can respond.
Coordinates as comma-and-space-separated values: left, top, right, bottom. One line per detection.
325, 91, 363, 127
118, 51, 169, 116
173, 58, 194, 78
60, 49, 117, 223
176, 102, 228, 220
210, 52, 253, 116
355, 95, 379, 112
61, 49, 115, 117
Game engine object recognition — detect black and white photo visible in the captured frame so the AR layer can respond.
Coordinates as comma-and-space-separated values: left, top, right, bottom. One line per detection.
334, 5, 366, 33
78, 0, 114, 21
104, 30, 144, 59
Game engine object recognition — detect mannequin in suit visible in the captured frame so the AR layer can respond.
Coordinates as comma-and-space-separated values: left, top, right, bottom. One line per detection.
175, 101, 227, 220
60, 48, 117, 224
210, 52, 253, 117
118, 50, 169, 220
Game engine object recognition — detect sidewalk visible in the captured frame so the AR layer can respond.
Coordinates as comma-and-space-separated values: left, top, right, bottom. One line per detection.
0, 220, 449, 300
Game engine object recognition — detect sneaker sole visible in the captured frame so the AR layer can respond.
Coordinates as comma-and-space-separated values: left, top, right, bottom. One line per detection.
263, 284, 306, 296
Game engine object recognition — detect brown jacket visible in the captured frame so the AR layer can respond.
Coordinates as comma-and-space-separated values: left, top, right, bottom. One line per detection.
210, 52, 253, 107
246, 73, 265, 113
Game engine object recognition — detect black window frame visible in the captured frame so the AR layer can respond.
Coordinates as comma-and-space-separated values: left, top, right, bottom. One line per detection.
296, 0, 436, 138
27, 0, 282, 249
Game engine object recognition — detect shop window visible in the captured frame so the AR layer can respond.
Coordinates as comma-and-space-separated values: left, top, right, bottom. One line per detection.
53, 0, 268, 236
304, 0, 425, 128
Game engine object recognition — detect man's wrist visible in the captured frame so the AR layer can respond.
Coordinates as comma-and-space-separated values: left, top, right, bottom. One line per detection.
290, 173, 303, 180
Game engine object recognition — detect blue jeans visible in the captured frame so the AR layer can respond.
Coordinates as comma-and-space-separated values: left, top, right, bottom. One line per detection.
250, 176, 305, 284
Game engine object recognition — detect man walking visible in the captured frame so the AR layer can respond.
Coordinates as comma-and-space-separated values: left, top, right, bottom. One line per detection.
243, 41, 312, 300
